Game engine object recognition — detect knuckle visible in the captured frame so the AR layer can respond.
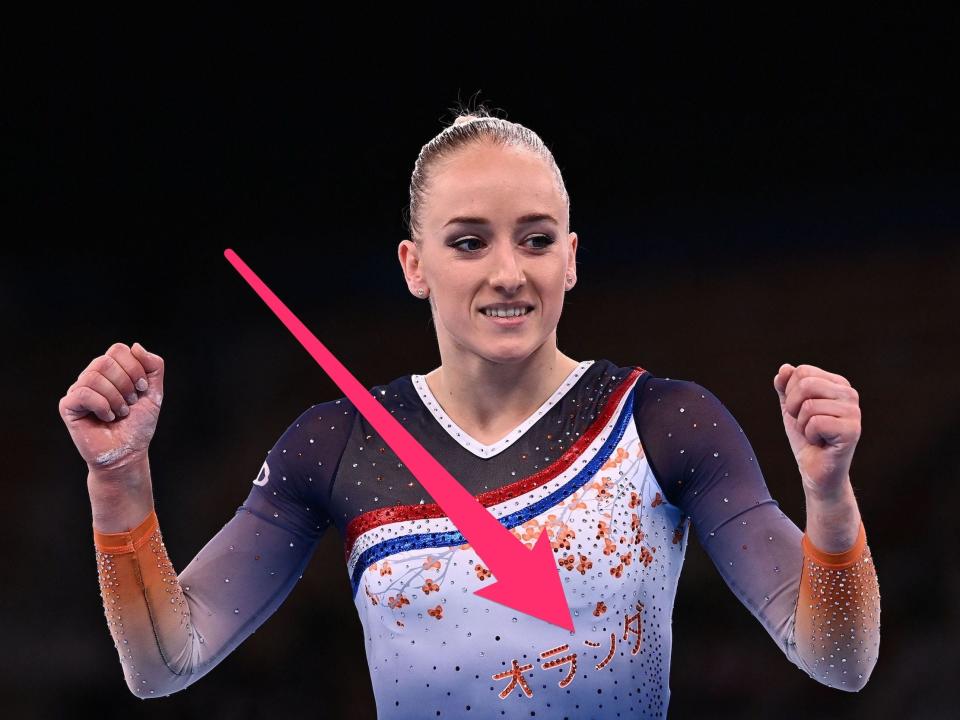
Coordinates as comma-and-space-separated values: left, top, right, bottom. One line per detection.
107, 342, 130, 355
76, 368, 97, 385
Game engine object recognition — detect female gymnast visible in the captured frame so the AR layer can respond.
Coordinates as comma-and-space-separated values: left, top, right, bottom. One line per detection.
58, 108, 881, 718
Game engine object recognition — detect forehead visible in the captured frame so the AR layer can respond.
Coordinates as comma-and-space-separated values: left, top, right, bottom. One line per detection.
424, 142, 562, 222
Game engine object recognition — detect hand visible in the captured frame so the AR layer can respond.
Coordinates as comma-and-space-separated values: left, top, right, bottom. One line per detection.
58, 342, 165, 472
773, 363, 861, 501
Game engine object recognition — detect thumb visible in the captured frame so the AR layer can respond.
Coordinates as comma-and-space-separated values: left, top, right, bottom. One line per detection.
131, 342, 165, 405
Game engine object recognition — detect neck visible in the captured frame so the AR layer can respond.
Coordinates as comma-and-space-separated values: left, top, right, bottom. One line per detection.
424, 338, 580, 438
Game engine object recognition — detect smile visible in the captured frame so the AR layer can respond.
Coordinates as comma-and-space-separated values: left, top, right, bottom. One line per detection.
479, 306, 534, 326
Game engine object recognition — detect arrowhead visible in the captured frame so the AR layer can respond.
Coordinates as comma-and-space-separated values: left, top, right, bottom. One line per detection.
473, 530, 575, 632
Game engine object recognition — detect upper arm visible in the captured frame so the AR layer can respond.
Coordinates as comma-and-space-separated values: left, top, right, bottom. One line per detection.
633, 375, 805, 631
173, 399, 353, 672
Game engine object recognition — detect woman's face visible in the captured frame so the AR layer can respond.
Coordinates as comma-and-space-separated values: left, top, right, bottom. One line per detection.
399, 141, 577, 366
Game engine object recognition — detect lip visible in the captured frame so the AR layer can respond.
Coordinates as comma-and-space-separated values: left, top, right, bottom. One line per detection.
479, 307, 534, 327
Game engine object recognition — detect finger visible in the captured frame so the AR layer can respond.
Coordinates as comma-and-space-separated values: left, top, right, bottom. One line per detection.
784, 364, 852, 398
130, 342, 164, 405
106, 342, 148, 397
797, 398, 861, 437
773, 364, 795, 399
59, 385, 117, 423
73, 368, 130, 417
784, 375, 859, 418
89, 354, 138, 407
803, 414, 860, 447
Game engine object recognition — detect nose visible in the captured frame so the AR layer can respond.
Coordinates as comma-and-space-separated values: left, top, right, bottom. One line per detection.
487, 239, 526, 292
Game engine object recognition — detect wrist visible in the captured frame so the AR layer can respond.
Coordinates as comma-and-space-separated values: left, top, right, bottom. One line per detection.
801, 471, 854, 504
803, 478, 862, 553
87, 454, 155, 534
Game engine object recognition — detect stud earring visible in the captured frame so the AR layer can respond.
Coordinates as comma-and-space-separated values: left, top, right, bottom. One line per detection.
417, 288, 425, 296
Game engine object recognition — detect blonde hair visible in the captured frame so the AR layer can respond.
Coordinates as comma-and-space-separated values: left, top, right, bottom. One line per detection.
404, 103, 570, 245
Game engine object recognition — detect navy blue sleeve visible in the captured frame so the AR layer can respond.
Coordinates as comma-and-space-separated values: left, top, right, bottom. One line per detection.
242, 398, 356, 541
632, 374, 880, 689
92, 399, 355, 698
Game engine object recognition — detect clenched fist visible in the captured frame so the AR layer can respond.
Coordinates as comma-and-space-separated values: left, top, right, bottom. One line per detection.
58, 342, 165, 471
773, 362, 861, 500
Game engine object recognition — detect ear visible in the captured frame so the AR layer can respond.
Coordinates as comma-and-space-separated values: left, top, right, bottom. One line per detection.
398, 239, 424, 288
565, 232, 578, 284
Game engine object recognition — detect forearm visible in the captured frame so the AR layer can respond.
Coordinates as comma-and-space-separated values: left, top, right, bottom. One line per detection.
793, 476, 881, 691
91, 475, 324, 699
94, 507, 197, 698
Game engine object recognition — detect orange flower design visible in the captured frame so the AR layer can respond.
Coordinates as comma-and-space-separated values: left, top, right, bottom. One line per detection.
596, 520, 609, 539
603, 537, 617, 556
422, 555, 442, 571
427, 604, 443, 619
629, 491, 640, 509
422, 578, 440, 594
593, 601, 607, 617
610, 563, 624, 578
387, 593, 410, 609
601, 446, 629, 470
620, 550, 633, 566
379, 560, 393, 576
364, 585, 379, 605
475, 564, 492, 581
559, 554, 576, 571
552, 526, 576, 551
576, 554, 593, 575
651, 492, 663, 508
521, 521, 541, 541
639, 546, 657, 567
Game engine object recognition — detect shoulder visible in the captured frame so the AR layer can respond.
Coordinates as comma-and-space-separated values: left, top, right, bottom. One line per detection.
634, 372, 727, 418
276, 397, 354, 435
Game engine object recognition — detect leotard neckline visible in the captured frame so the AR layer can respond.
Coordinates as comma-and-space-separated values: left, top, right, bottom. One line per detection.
410, 359, 596, 459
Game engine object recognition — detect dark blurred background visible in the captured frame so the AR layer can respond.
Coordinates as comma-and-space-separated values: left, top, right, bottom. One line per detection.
3, 6, 958, 719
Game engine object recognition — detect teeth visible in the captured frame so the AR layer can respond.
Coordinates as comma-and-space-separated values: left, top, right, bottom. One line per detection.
484, 306, 531, 317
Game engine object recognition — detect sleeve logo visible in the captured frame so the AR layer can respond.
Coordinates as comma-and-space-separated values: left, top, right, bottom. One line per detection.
253, 460, 270, 486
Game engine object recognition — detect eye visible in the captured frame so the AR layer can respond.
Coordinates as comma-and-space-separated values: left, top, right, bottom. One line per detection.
526, 233, 555, 249
449, 236, 484, 252
448, 234, 555, 253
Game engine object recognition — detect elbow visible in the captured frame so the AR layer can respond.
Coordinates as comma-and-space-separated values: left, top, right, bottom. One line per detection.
127, 681, 175, 700
124, 671, 192, 700
837, 656, 879, 693
812, 650, 879, 693
830, 671, 873, 693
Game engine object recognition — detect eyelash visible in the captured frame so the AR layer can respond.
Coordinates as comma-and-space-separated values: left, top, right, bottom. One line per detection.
449, 234, 555, 253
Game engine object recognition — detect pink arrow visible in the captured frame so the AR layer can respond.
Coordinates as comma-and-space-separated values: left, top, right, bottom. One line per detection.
224, 248, 574, 632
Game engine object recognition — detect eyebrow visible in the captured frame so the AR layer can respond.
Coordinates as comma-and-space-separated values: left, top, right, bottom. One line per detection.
443, 212, 559, 228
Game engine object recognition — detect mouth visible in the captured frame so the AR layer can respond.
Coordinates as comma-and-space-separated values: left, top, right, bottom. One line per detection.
478, 305, 535, 325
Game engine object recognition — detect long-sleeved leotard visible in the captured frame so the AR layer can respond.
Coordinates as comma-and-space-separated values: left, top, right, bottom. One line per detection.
92, 359, 880, 716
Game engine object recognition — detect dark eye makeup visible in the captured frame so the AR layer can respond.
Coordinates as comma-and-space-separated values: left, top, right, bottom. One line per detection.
448, 234, 555, 252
